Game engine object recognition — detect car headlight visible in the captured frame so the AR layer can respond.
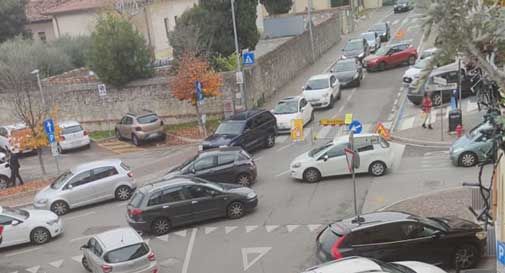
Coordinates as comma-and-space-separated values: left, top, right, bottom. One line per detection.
340, 55, 347, 60
36, 198, 48, 204
292, 162, 302, 168
198, 144, 203, 151
247, 192, 257, 199
353, 73, 359, 80
47, 218, 59, 225
322, 93, 329, 98
476, 231, 487, 240
358, 53, 364, 58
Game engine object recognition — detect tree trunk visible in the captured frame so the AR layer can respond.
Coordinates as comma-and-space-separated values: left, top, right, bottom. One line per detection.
38, 148, 46, 175
194, 103, 208, 138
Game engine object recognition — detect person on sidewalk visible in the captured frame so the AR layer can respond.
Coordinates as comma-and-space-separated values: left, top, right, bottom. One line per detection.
8, 151, 23, 187
422, 93, 433, 129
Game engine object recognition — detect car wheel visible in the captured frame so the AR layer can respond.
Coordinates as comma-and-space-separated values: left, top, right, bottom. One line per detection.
0, 175, 9, 189
379, 62, 386, 71
369, 161, 387, 176
227, 201, 245, 219
265, 134, 275, 148
57, 144, 64, 154
459, 152, 478, 167
303, 168, 321, 183
329, 96, 335, 108
82, 256, 92, 272
151, 217, 171, 236
30, 227, 51, 245
132, 135, 141, 146
51, 200, 70, 216
237, 173, 252, 187
454, 244, 479, 269
115, 129, 122, 140
115, 185, 133, 201
408, 55, 416, 65
432, 93, 443, 106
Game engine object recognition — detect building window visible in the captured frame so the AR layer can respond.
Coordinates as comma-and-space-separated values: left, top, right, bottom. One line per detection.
164, 18, 170, 38
38, 32, 47, 42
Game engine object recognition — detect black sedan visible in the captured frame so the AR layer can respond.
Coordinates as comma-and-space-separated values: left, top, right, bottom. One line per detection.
316, 211, 486, 270
330, 59, 363, 88
341, 38, 369, 63
394, 0, 414, 13
369, 22, 391, 42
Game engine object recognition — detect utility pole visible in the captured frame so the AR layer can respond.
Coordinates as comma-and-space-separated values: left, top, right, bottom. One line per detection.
458, 57, 462, 110
307, 0, 316, 63
231, 0, 247, 110
32, 69, 46, 108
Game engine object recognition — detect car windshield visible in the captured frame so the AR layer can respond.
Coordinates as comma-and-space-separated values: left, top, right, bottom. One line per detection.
308, 142, 333, 158
344, 40, 363, 51
215, 121, 245, 135
413, 57, 431, 69
51, 170, 73, 189
128, 191, 145, 208
104, 243, 150, 263
2, 207, 29, 220
61, 125, 83, 135
273, 100, 298, 114
190, 176, 224, 191
396, 0, 408, 4
375, 47, 389, 56
417, 217, 448, 231
361, 32, 375, 41
137, 114, 158, 124
333, 62, 356, 72
468, 122, 492, 138
370, 23, 386, 32
305, 79, 329, 90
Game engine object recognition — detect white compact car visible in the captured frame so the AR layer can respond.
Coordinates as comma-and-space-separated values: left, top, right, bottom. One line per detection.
302, 256, 447, 273
361, 31, 381, 52
0, 206, 63, 248
303, 74, 341, 109
290, 133, 393, 183
0, 124, 33, 154
402, 56, 433, 84
58, 120, 90, 153
272, 96, 314, 133
0, 152, 11, 188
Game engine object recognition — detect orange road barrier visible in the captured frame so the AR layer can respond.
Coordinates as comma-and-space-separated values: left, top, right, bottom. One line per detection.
375, 122, 391, 141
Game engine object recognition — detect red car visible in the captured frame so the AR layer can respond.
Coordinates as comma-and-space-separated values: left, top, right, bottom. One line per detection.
363, 42, 418, 71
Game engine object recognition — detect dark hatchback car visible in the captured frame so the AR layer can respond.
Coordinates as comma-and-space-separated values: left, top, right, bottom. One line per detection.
341, 38, 369, 63
394, 0, 414, 13
369, 22, 391, 42
126, 176, 258, 235
200, 110, 277, 152
164, 147, 257, 187
316, 211, 486, 270
330, 59, 363, 88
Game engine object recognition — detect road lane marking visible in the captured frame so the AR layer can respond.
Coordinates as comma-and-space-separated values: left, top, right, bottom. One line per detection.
275, 170, 290, 177
276, 135, 289, 143
246, 225, 258, 233
205, 227, 218, 234
265, 225, 279, 232
157, 235, 169, 242
174, 230, 187, 237
116, 202, 128, 207
286, 225, 299, 232
308, 224, 322, 232
276, 142, 295, 152
253, 156, 263, 161
392, 19, 399, 25
49, 260, 64, 269
64, 211, 97, 221
26, 265, 40, 273
225, 226, 238, 234
181, 228, 197, 273
242, 247, 272, 271
5, 247, 42, 257
71, 255, 83, 263
70, 234, 94, 242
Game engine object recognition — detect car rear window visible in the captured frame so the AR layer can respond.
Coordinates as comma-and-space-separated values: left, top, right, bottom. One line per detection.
120, 162, 131, 172
137, 114, 159, 124
129, 191, 145, 208
62, 125, 83, 135
104, 243, 149, 263
318, 226, 342, 253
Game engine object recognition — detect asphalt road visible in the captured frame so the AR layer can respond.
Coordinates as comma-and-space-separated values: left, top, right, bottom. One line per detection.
0, 7, 481, 273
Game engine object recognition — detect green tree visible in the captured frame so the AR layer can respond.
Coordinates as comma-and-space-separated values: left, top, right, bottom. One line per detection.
169, 5, 212, 59
260, 0, 293, 15
0, 0, 28, 43
51, 35, 91, 68
88, 13, 153, 87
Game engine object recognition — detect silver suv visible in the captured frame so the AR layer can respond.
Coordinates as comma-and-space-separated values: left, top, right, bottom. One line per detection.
115, 111, 166, 146
33, 159, 136, 215
81, 227, 159, 273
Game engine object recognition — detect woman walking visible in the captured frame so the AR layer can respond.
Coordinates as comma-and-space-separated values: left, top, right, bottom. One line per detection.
422, 93, 433, 129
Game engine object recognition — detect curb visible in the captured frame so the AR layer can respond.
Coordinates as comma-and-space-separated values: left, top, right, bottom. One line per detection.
391, 134, 452, 147
0, 189, 39, 208
376, 187, 468, 212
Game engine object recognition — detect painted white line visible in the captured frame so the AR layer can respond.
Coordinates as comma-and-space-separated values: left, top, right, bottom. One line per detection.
70, 234, 94, 243
174, 230, 187, 237
276, 135, 289, 143
71, 255, 83, 263
157, 235, 169, 242
205, 227, 218, 235
26, 265, 40, 273
246, 225, 258, 233
275, 170, 290, 177
5, 247, 42, 257
49, 260, 64, 269
181, 228, 197, 273
225, 226, 238, 234
362, 72, 366, 80
265, 225, 279, 232
242, 247, 272, 271
392, 19, 400, 25
286, 225, 300, 232
393, 98, 399, 106
64, 211, 97, 221
307, 224, 322, 232
116, 202, 128, 208
253, 156, 263, 161
397, 92, 402, 98
135, 150, 183, 170
276, 142, 295, 152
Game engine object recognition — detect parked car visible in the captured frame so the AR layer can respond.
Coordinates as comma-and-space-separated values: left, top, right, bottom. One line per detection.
303, 74, 341, 109
0, 152, 11, 189
407, 62, 471, 106
165, 147, 257, 187
33, 159, 136, 215
272, 96, 314, 133
368, 22, 391, 42
341, 38, 369, 63
115, 110, 166, 146
0, 206, 63, 248
330, 59, 364, 88
420, 47, 440, 60
403, 56, 453, 84
290, 134, 393, 183
316, 211, 486, 269
360, 32, 381, 53
80, 227, 158, 273
364, 42, 418, 72
126, 176, 258, 235
57, 120, 90, 153
449, 121, 496, 167
200, 109, 277, 152
302, 256, 447, 273
394, 0, 414, 13
0, 124, 33, 154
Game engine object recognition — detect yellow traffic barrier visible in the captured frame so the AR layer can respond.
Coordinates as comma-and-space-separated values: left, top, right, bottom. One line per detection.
291, 119, 304, 141
319, 118, 345, 126
375, 122, 391, 140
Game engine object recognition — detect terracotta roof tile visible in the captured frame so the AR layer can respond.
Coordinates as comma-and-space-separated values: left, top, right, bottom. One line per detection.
43, 0, 108, 15
26, 0, 68, 23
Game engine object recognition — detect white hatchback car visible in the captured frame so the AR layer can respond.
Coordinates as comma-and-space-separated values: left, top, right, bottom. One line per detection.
290, 133, 393, 183
303, 74, 341, 109
0, 152, 11, 188
0, 206, 63, 248
58, 120, 91, 153
0, 124, 33, 154
272, 96, 314, 133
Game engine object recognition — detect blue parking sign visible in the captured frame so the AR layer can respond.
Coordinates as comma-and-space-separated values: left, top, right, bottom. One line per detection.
43, 119, 55, 134
498, 241, 505, 265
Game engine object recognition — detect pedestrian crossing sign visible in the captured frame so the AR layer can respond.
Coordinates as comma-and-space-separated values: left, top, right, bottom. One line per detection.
242, 52, 255, 65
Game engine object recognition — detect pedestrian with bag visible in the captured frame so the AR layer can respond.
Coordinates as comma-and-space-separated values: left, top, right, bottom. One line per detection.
8, 151, 23, 187
422, 93, 433, 129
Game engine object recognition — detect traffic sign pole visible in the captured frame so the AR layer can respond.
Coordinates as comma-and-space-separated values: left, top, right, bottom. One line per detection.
349, 131, 363, 225
231, 0, 247, 111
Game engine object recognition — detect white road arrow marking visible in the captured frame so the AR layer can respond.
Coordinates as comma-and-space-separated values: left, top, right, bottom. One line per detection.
26, 266, 40, 273
225, 226, 238, 234
286, 225, 299, 232
307, 224, 322, 232
157, 235, 169, 242
265, 225, 279, 232
7, 271, 18, 273
49, 259, 64, 268
71, 255, 83, 263
205, 227, 218, 234
241, 247, 272, 271
174, 230, 187, 237
246, 225, 258, 233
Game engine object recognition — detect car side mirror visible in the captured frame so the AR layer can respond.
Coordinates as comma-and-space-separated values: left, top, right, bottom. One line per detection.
65, 184, 73, 190
432, 230, 442, 238
11, 220, 20, 226
321, 154, 329, 162
81, 244, 89, 250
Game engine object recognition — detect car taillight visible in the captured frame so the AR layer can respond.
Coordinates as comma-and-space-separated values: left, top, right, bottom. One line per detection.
129, 208, 143, 216
331, 236, 346, 260
101, 264, 112, 273
135, 127, 142, 131
152, 269, 158, 273
127, 171, 133, 178
83, 131, 88, 136
147, 252, 156, 261
60, 135, 65, 140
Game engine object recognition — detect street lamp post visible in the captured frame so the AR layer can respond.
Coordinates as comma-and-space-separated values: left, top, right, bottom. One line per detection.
307, 0, 316, 63
231, 0, 247, 111
31, 69, 46, 108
